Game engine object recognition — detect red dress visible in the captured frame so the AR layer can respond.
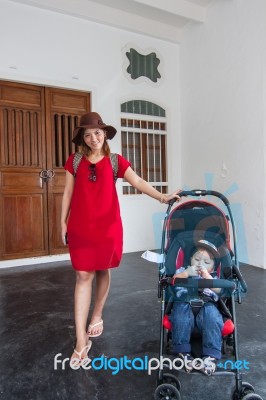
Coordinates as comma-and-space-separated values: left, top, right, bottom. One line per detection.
64, 154, 131, 271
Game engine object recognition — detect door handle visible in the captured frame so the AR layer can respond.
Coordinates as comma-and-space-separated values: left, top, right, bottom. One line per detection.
39, 169, 55, 183
47, 169, 55, 179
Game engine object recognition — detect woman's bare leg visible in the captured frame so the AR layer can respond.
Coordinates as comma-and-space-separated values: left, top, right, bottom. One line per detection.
72, 270, 95, 357
88, 269, 111, 336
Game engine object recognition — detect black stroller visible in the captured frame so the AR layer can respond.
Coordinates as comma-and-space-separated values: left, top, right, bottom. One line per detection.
154, 190, 262, 400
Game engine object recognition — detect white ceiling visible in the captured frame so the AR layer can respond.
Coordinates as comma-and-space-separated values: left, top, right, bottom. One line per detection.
9, 0, 215, 43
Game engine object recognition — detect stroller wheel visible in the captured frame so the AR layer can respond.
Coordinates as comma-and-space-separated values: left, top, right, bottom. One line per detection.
241, 395, 263, 400
154, 383, 181, 400
159, 373, 181, 391
231, 382, 255, 400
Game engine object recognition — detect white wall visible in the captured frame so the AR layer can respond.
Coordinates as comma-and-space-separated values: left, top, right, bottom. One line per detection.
180, 0, 266, 268
0, 0, 181, 254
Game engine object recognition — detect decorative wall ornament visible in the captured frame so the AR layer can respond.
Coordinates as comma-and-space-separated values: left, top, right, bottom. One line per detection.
122, 44, 163, 87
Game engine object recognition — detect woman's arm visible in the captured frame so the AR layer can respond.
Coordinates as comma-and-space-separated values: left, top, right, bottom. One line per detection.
61, 171, 75, 244
123, 167, 181, 203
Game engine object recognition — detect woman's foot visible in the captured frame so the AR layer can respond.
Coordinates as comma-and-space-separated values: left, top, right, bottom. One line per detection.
70, 339, 92, 367
87, 319, 103, 337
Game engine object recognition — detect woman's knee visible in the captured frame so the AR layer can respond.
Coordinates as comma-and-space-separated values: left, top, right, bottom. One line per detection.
96, 269, 110, 279
76, 271, 95, 284
95, 270, 111, 285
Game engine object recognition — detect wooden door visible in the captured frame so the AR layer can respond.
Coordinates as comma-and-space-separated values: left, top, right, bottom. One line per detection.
0, 81, 90, 260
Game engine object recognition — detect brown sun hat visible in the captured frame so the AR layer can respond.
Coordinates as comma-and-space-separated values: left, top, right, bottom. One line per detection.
72, 112, 117, 145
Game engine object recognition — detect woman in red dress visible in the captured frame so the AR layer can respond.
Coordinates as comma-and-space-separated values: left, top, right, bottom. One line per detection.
61, 112, 181, 363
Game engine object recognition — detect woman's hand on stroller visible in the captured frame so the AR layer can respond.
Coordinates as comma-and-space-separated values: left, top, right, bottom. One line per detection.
162, 189, 182, 204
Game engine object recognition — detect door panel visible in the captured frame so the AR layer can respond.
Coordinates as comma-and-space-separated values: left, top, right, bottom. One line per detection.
0, 81, 47, 260
1, 169, 42, 189
2, 194, 45, 257
0, 84, 42, 108
1, 109, 44, 166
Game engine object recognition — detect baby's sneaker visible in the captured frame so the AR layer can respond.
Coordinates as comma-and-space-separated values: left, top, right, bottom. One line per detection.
201, 356, 217, 376
177, 352, 194, 373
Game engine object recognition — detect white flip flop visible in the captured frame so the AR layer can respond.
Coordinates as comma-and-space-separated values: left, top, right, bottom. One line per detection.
87, 320, 103, 337
71, 340, 92, 367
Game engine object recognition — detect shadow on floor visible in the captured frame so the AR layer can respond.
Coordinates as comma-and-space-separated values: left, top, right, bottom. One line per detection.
0, 252, 265, 400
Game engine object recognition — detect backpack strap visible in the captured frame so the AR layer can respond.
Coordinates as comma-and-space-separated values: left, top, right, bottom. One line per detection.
110, 153, 118, 182
72, 152, 118, 181
73, 152, 83, 178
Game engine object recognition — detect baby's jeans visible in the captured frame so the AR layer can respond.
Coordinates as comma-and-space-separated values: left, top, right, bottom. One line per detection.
170, 301, 223, 359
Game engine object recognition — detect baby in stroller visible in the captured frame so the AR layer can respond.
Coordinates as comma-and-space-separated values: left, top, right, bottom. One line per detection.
170, 239, 223, 376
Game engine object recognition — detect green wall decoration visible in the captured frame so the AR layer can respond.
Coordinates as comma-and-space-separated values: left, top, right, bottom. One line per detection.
126, 48, 161, 83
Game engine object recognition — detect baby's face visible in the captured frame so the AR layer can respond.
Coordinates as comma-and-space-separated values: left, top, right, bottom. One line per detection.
191, 249, 214, 272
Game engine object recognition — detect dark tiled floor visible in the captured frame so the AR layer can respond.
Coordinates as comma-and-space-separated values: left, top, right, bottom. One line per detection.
0, 252, 265, 400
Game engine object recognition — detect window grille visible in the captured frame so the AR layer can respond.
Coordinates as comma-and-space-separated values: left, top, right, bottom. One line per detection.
121, 100, 167, 195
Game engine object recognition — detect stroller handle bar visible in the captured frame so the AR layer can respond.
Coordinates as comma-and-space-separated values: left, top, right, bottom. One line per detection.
170, 190, 229, 205
166, 277, 236, 291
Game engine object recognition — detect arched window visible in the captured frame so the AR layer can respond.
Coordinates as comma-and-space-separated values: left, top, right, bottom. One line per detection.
121, 100, 167, 195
